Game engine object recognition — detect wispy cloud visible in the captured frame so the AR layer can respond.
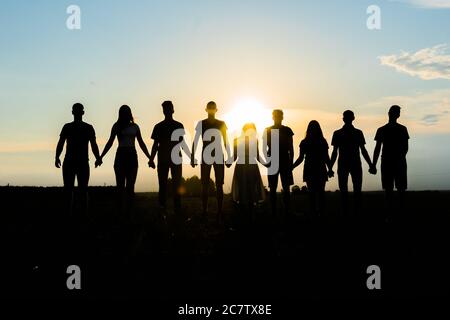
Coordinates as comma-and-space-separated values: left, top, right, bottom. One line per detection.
421, 111, 449, 126
363, 89, 450, 132
379, 44, 450, 80
393, 0, 450, 8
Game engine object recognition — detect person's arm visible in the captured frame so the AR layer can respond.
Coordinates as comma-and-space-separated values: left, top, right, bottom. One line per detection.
401, 129, 409, 157
330, 146, 338, 171
232, 139, 237, 163
191, 125, 201, 167
148, 140, 158, 168
90, 134, 101, 168
148, 126, 159, 168
372, 141, 382, 167
100, 125, 116, 159
292, 145, 305, 169
177, 126, 192, 159
325, 153, 333, 172
222, 126, 232, 167
261, 128, 269, 165
288, 133, 294, 167
180, 137, 192, 159
55, 134, 66, 168
136, 127, 151, 159
256, 140, 269, 167
361, 145, 373, 167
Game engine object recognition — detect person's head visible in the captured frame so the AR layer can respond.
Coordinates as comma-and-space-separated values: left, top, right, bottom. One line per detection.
72, 103, 84, 120
117, 105, 134, 129
343, 110, 355, 125
305, 120, 324, 141
388, 105, 401, 122
162, 100, 174, 117
242, 123, 257, 137
272, 109, 284, 125
205, 101, 217, 116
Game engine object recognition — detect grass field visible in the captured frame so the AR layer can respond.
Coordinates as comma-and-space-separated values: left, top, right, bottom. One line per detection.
1, 187, 449, 300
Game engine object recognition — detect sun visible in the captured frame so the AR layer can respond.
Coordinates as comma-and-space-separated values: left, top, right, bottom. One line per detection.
223, 98, 272, 136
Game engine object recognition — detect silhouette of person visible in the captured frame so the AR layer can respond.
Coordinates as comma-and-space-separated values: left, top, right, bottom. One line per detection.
372, 105, 409, 217
330, 110, 373, 214
191, 101, 231, 222
55, 103, 101, 217
230, 123, 266, 224
263, 109, 294, 218
293, 120, 333, 216
99, 105, 152, 216
149, 101, 190, 214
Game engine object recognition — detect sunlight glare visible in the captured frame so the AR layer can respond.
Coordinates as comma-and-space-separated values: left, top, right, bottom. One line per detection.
224, 99, 272, 136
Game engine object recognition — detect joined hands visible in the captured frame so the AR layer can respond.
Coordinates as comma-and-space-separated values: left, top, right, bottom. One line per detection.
327, 169, 335, 178
95, 157, 103, 168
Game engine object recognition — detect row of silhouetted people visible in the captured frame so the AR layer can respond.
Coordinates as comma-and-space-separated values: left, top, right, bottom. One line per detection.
55, 101, 408, 222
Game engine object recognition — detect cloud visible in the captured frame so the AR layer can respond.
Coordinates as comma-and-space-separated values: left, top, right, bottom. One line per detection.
393, 0, 450, 8
362, 89, 450, 132
421, 112, 448, 125
379, 45, 450, 80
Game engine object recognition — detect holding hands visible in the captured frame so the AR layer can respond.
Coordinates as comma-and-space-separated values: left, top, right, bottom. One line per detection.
190, 157, 198, 168
327, 169, 335, 178
95, 157, 103, 168
369, 164, 377, 175
225, 157, 233, 168
148, 158, 156, 169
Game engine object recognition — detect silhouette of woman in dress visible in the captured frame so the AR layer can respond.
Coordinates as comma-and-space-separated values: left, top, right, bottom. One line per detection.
293, 120, 333, 216
230, 123, 266, 223
98, 105, 151, 216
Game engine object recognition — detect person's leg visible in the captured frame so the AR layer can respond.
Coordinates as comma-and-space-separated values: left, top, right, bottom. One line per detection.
396, 159, 408, 213
351, 165, 363, 214
317, 180, 326, 215
381, 160, 394, 221
268, 173, 279, 216
338, 167, 350, 215
76, 162, 90, 221
280, 169, 293, 217
281, 184, 291, 218
62, 161, 76, 216
171, 164, 182, 213
126, 166, 137, 194
200, 164, 212, 217
126, 152, 139, 216
114, 153, 127, 217
306, 181, 316, 217
214, 163, 225, 221
157, 164, 170, 209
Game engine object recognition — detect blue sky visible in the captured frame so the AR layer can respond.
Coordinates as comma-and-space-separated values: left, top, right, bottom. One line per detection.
1, 0, 450, 191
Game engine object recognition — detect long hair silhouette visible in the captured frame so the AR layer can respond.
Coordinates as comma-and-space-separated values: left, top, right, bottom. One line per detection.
242, 123, 257, 137
305, 120, 325, 143
116, 105, 134, 131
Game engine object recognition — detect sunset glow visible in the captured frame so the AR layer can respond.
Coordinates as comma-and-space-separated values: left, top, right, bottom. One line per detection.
224, 99, 273, 136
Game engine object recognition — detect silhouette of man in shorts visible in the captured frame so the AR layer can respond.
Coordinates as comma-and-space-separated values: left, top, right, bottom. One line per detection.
372, 105, 409, 215
263, 109, 294, 217
191, 101, 231, 222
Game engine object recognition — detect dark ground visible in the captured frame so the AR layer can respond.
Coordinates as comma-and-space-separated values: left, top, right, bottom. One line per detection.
1, 187, 449, 301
